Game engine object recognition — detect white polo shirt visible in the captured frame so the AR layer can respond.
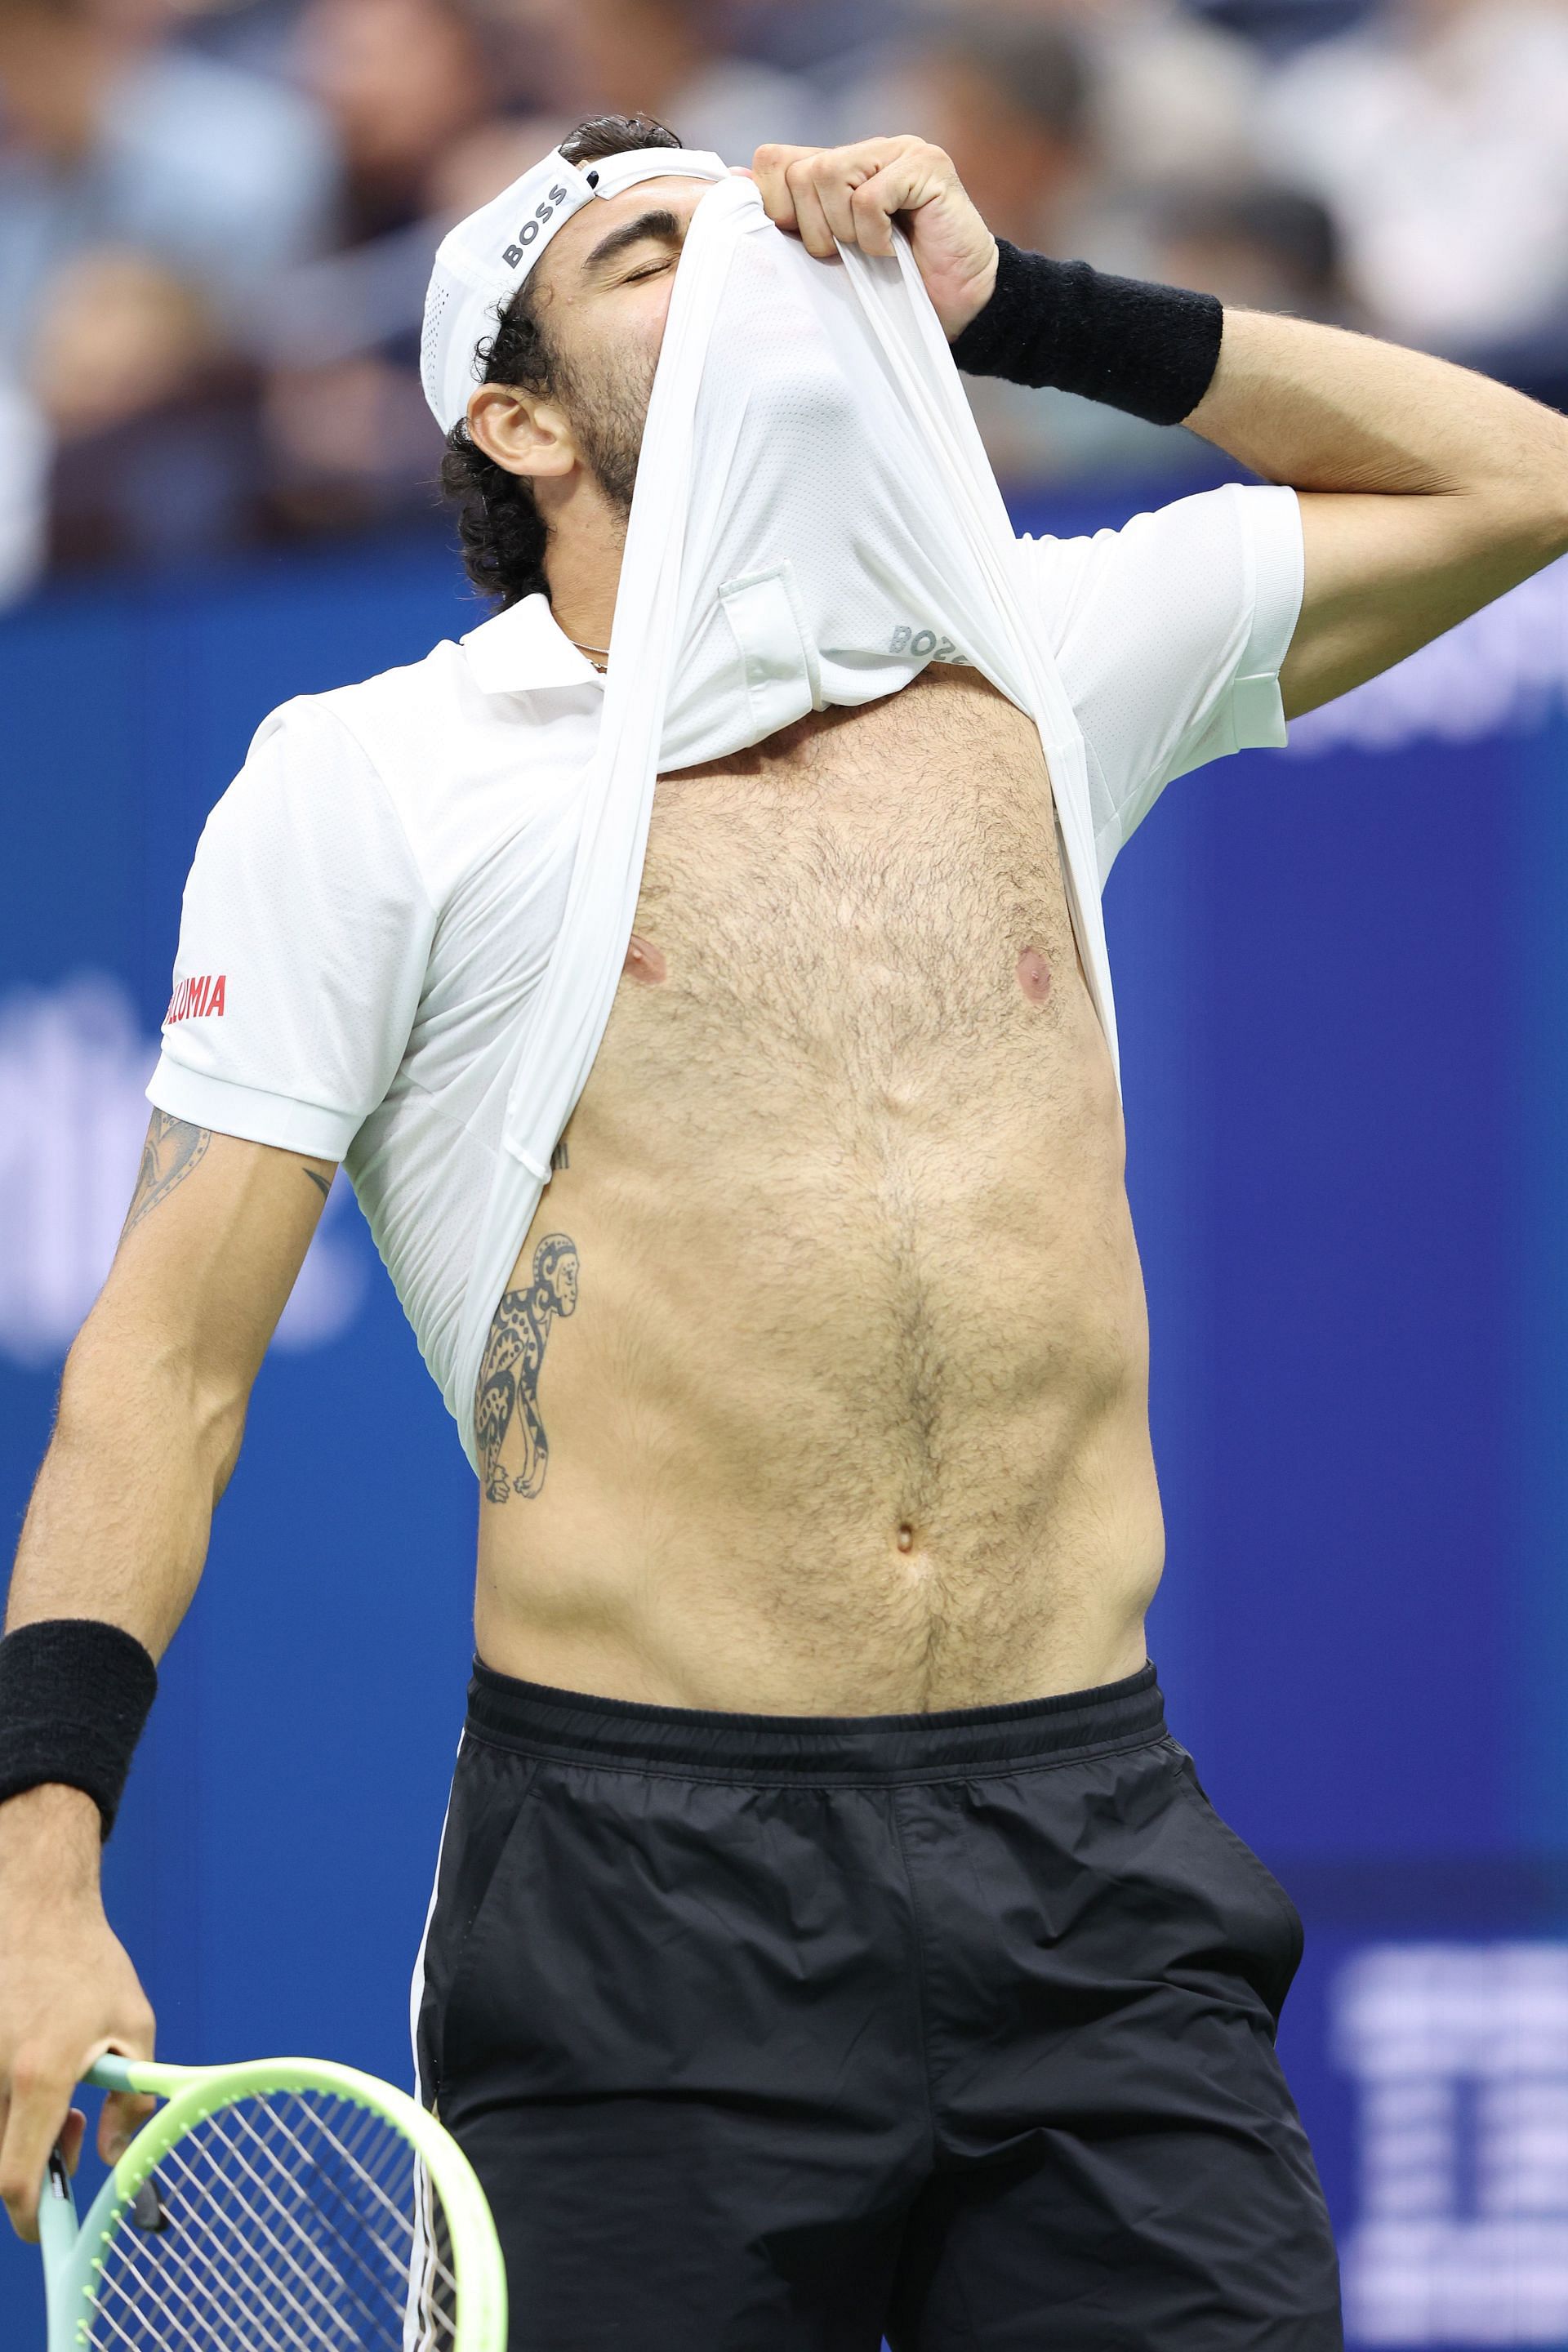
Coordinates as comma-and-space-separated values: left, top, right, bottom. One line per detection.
146, 185, 1303, 1470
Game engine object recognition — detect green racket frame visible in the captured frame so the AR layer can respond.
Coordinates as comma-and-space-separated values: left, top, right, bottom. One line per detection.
38, 2051, 507, 2351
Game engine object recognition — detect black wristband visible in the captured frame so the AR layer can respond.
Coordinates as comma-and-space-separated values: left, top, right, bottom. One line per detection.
0, 1619, 158, 1841
950, 238, 1223, 427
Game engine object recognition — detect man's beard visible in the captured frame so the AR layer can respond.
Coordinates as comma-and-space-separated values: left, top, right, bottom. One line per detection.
552, 336, 657, 522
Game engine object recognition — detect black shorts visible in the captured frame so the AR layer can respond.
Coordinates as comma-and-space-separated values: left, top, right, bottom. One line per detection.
414, 1659, 1343, 2350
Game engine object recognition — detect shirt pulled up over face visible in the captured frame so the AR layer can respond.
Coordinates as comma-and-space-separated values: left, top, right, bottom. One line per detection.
146, 178, 1303, 1472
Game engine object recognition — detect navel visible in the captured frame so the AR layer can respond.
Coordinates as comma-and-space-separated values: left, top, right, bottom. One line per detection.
896, 1521, 917, 1553
1016, 945, 1051, 1004
624, 933, 667, 984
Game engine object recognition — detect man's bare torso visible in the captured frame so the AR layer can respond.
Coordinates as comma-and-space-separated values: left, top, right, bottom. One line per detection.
474, 666, 1164, 1713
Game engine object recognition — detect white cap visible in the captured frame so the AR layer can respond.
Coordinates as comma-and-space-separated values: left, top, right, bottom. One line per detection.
421, 143, 732, 434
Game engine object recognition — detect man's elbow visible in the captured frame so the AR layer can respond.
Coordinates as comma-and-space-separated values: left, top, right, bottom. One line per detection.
1485, 408, 1568, 565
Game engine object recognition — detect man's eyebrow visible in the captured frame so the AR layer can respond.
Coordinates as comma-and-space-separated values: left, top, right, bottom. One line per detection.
581, 207, 684, 278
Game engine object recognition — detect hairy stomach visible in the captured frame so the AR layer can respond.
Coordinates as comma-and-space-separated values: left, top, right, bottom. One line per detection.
474, 1098, 1163, 1713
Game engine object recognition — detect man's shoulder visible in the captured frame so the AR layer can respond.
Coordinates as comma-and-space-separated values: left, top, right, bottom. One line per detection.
232, 621, 585, 904
247, 634, 483, 782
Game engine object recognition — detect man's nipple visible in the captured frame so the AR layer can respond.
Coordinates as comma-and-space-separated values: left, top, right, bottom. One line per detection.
1016, 946, 1051, 1004
625, 933, 667, 984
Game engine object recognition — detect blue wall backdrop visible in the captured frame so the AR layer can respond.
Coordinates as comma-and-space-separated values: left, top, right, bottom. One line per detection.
3, 488, 1567, 2344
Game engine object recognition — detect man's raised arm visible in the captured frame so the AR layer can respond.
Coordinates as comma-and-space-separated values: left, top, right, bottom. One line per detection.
751, 135, 1568, 716
0, 1116, 334, 2237
1181, 310, 1568, 717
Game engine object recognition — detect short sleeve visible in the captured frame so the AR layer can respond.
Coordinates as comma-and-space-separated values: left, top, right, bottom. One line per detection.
1017, 480, 1304, 887
145, 698, 437, 1160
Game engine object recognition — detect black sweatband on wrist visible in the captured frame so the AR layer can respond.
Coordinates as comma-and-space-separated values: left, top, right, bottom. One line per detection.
950, 237, 1224, 426
0, 1618, 158, 1841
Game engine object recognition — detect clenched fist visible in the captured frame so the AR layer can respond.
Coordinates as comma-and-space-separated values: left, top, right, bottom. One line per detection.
750, 136, 1000, 341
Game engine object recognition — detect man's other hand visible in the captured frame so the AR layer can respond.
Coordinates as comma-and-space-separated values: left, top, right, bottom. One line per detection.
0, 1787, 156, 2239
751, 137, 999, 340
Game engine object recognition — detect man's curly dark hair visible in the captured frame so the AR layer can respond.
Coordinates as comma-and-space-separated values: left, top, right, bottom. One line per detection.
439, 114, 684, 609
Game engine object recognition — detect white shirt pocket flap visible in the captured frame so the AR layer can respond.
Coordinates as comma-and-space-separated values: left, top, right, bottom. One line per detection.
719, 564, 822, 737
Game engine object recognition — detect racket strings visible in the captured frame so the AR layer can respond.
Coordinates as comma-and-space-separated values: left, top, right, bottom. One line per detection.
91, 2092, 453, 2351
82, 2087, 461, 2350
91, 2133, 399, 2352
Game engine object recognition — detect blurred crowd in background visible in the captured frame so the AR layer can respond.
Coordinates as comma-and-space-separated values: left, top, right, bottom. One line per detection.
3, 0, 1568, 603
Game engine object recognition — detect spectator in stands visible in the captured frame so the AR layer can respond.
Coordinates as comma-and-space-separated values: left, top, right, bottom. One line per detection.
30, 249, 225, 447
502, 0, 827, 159
1260, 0, 1568, 355
894, 0, 1264, 188
879, 11, 1098, 256
724, 0, 898, 85
1144, 180, 1354, 327
0, 0, 340, 372
0, 0, 341, 574
1086, 0, 1265, 186
294, 0, 497, 243
858, 8, 1205, 483
260, 0, 544, 541
172, 0, 327, 83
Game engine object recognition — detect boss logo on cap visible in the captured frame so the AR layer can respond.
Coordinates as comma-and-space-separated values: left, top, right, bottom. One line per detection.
502, 182, 570, 269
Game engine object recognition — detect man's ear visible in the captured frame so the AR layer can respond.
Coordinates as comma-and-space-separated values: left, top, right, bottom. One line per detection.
466, 381, 577, 482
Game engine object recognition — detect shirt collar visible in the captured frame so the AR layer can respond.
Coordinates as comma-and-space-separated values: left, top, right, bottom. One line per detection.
461, 593, 605, 695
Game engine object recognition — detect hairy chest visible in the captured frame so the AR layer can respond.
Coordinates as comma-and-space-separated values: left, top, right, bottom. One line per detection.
586, 670, 1112, 1147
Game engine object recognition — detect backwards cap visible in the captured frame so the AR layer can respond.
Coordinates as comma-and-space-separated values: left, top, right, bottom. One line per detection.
421, 144, 732, 434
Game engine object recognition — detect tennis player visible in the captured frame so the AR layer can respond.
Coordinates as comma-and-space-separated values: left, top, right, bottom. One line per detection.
5, 110, 1567, 2349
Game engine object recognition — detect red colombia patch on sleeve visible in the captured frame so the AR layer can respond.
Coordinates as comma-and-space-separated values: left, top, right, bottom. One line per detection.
165, 973, 227, 1024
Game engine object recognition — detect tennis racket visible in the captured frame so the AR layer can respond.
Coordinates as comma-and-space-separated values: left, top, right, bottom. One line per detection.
37, 2050, 507, 2350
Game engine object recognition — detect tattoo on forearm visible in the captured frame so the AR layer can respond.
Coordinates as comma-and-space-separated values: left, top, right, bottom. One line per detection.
474, 1234, 580, 1504
302, 1167, 332, 1200
550, 1137, 570, 1173
120, 1112, 212, 1242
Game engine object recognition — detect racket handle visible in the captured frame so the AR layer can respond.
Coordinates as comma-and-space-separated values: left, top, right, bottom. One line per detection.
37, 2149, 78, 2341
82, 2052, 140, 2096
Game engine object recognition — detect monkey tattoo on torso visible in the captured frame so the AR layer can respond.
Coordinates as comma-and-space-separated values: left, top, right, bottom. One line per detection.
474, 1233, 580, 1504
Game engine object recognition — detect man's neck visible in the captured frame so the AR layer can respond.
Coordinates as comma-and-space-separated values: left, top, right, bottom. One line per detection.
539, 492, 626, 658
